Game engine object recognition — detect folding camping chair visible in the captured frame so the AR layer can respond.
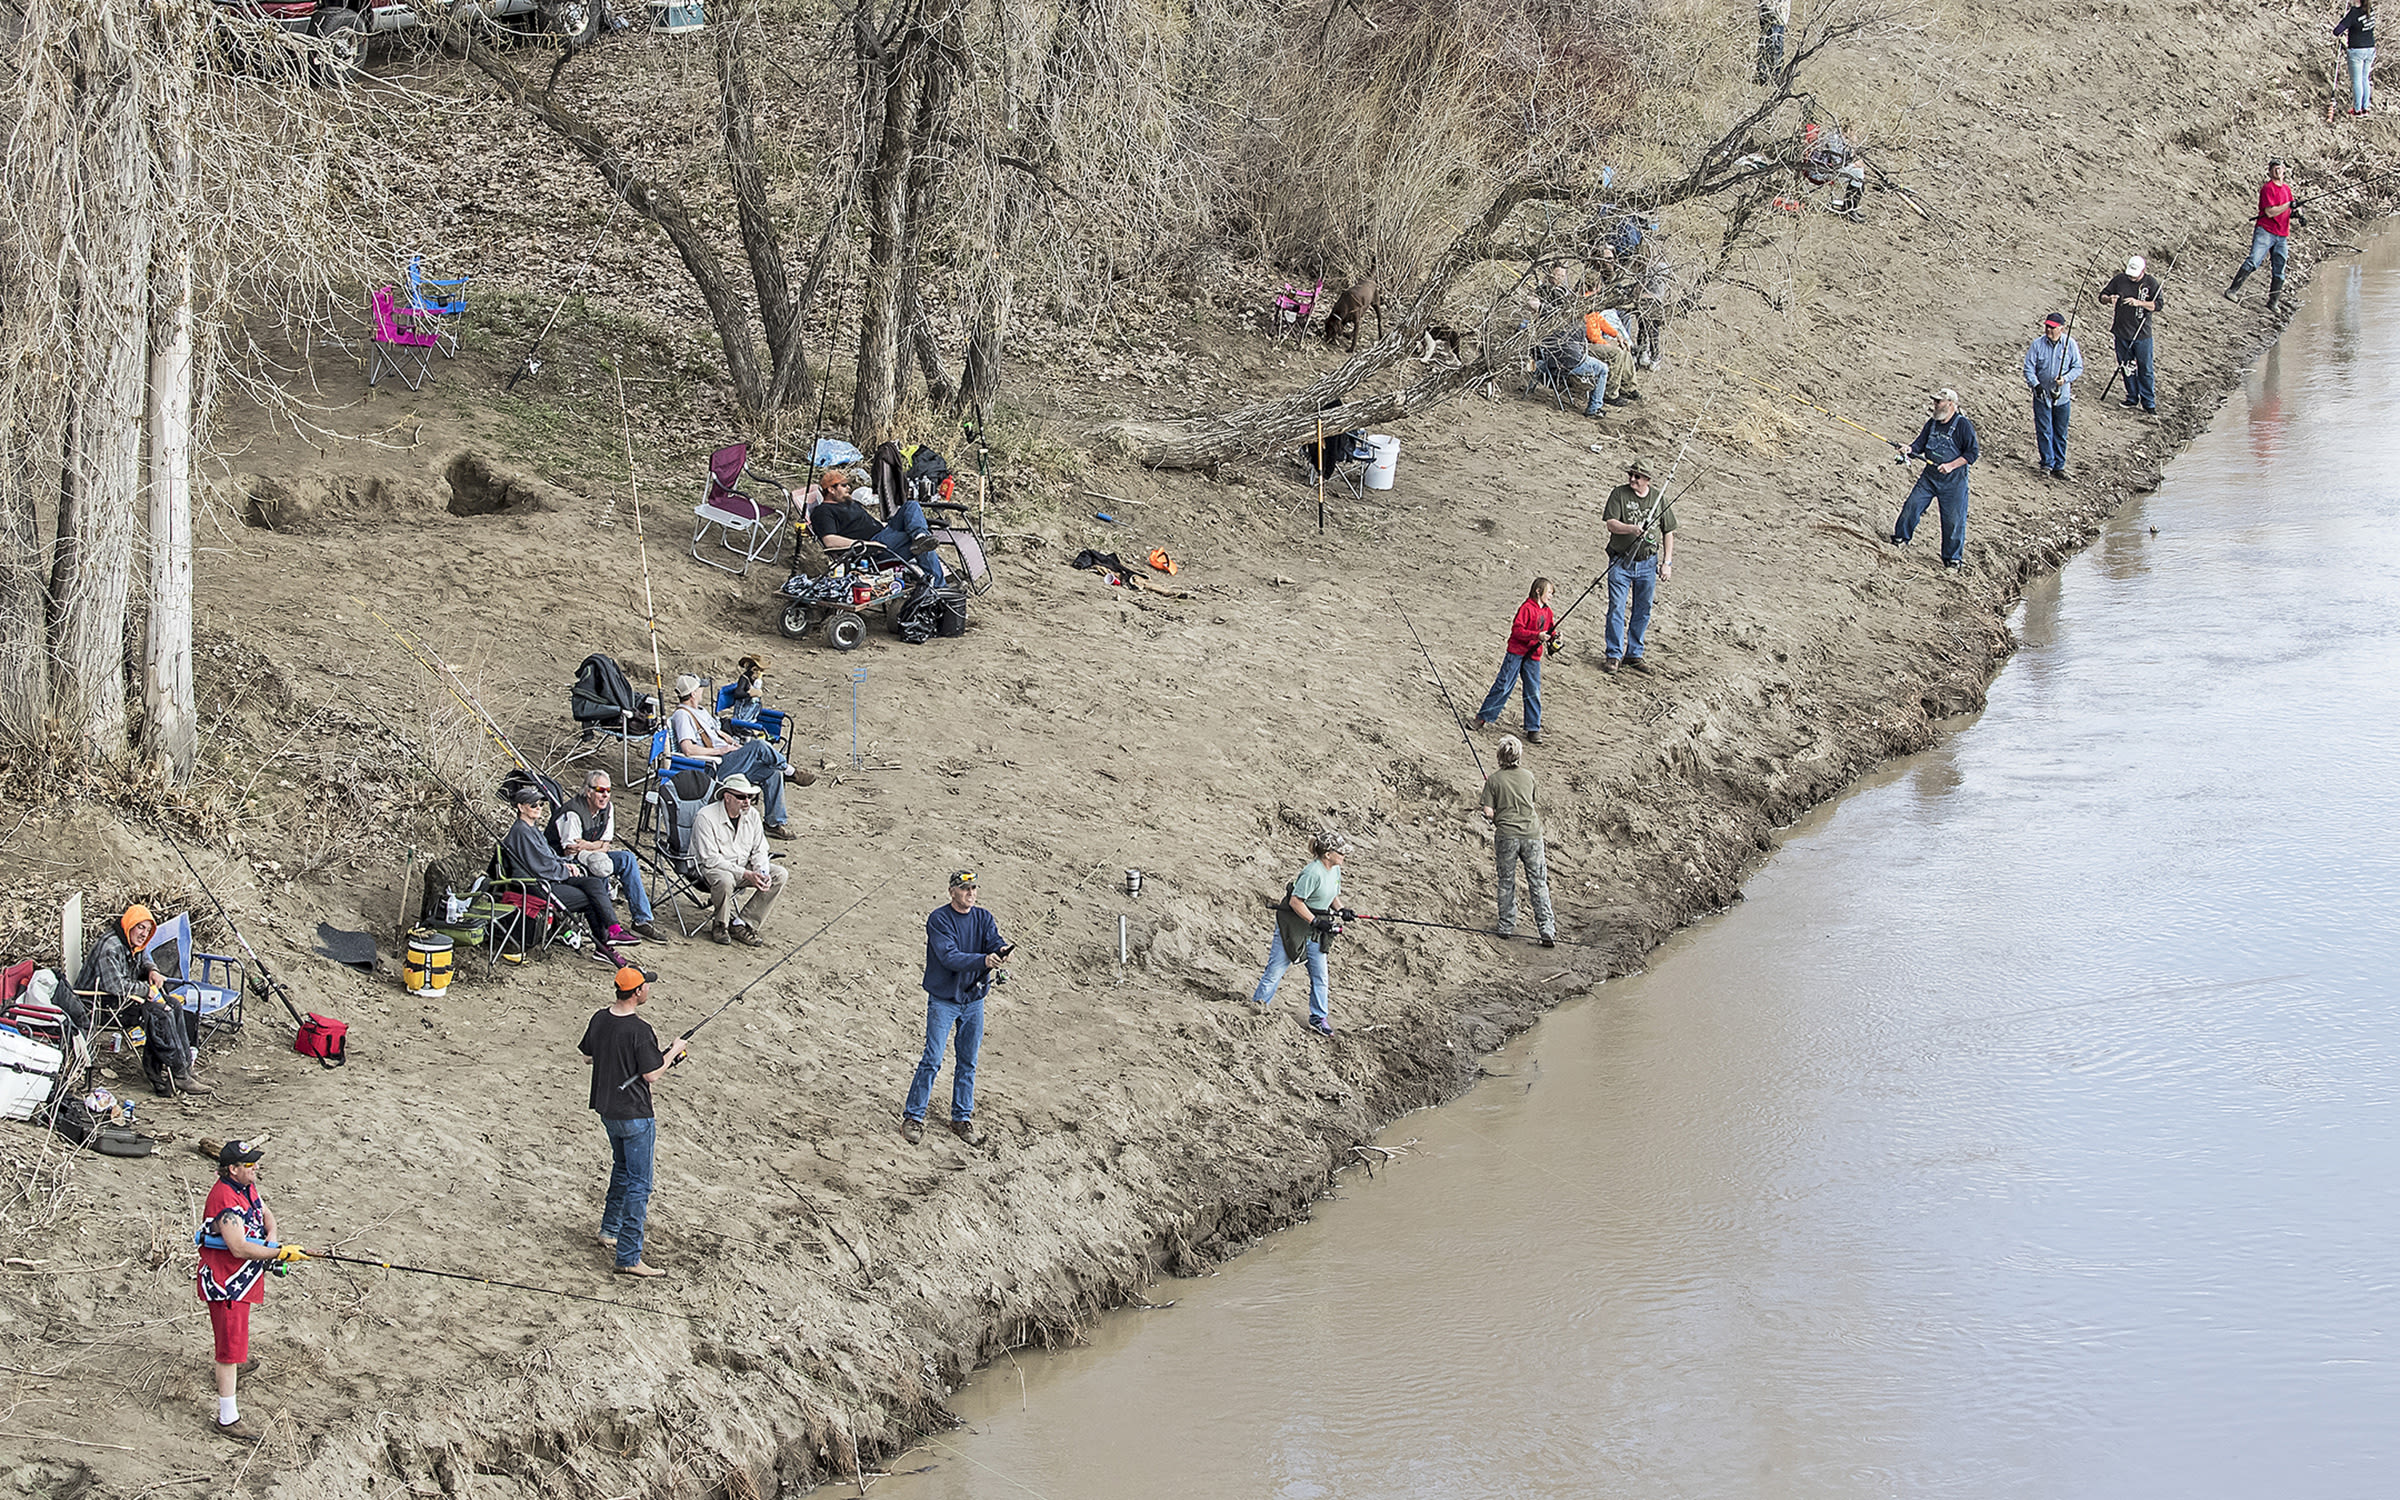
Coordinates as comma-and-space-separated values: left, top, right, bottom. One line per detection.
1295, 428, 1372, 503
691, 443, 789, 576
486, 844, 580, 966
367, 287, 442, 391
143, 915, 246, 1046
569, 653, 661, 782
715, 682, 791, 756
406, 254, 470, 358
637, 764, 718, 936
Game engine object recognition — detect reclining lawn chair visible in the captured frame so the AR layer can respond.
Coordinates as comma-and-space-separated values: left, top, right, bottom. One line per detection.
367, 286, 442, 391
691, 442, 790, 576
637, 764, 717, 935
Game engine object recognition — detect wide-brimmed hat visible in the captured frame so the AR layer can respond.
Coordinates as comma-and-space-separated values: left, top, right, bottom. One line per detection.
718, 773, 760, 800
1626, 459, 1655, 479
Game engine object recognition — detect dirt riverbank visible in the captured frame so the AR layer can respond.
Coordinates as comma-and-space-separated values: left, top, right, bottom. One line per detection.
2, 2, 2395, 1495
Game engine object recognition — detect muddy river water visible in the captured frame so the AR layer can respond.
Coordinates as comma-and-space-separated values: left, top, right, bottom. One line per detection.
870, 229, 2400, 1499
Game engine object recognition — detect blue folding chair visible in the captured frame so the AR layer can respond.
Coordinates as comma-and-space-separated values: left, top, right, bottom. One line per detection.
715, 682, 791, 757
407, 254, 470, 359
144, 916, 245, 1044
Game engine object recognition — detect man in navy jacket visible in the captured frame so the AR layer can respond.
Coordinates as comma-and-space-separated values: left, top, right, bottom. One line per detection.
1891, 388, 1981, 570
901, 870, 1011, 1146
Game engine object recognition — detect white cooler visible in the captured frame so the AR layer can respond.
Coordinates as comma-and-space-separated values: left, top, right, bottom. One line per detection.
0, 1031, 62, 1122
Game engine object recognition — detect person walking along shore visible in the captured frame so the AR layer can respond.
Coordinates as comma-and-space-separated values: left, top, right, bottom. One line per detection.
2225, 158, 2296, 308
1251, 831, 1347, 1036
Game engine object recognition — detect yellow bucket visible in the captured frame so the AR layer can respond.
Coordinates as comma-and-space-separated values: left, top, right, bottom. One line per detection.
404, 929, 454, 997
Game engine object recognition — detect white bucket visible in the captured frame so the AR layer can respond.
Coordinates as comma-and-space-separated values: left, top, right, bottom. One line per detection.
1363, 434, 1401, 490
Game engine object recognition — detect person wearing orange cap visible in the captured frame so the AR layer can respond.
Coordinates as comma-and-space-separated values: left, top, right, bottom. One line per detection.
579, 966, 687, 1278
78, 903, 211, 1097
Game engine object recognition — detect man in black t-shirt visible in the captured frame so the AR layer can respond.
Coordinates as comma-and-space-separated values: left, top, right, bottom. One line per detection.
2097, 255, 2165, 414
579, 966, 687, 1279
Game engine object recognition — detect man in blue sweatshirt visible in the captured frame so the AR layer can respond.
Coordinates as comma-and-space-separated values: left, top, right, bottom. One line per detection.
2023, 311, 2084, 481
901, 870, 1012, 1146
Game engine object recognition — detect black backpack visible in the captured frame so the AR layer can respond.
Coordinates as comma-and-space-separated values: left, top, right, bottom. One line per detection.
903, 447, 951, 504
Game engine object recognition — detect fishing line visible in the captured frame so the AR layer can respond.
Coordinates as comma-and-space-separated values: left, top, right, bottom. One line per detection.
1554, 400, 1710, 636
354, 598, 543, 782
1393, 599, 1486, 779
621, 869, 901, 1091
1706, 359, 1905, 452
1344, 911, 1505, 938
332, 682, 505, 842
303, 1250, 701, 1321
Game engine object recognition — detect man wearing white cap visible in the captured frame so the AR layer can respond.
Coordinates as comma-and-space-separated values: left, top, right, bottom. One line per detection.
1893, 388, 1980, 570
2098, 255, 2165, 414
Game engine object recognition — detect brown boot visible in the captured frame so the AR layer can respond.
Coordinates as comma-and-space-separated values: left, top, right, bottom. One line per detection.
172, 1071, 215, 1097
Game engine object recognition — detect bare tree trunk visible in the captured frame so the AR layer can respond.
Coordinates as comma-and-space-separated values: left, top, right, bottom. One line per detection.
143, 13, 198, 782
48, 37, 153, 763
851, 21, 927, 444
717, 9, 812, 418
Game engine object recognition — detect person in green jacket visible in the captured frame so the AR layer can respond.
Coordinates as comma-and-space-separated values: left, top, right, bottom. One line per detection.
1479, 737, 1557, 947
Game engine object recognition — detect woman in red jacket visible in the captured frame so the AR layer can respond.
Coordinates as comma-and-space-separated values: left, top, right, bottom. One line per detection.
1473, 577, 1557, 745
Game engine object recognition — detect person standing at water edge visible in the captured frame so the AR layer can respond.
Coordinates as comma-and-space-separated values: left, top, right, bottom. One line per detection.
196, 1139, 307, 1443
2098, 255, 2164, 415
1474, 577, 1557, 744
581, 966, 687, 1279
1601, 459, 1678, 673
1251, 830, 1347, 1036
902, 871, 1012, 1146
1480, 737, 1557, 948
2024, 312, 2084, 481
2225, 158, 2297, 308
2334, 0, 2376, 116
1892, 388, 1979, 571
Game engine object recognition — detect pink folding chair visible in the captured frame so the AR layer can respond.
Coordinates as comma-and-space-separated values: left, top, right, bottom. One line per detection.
367, 286, 440, 391
690, 442, 788, 576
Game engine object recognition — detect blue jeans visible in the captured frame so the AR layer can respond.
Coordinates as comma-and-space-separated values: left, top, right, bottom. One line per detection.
1475, 651, 1543, 731
2349, 47, 2374, 112
1605, 555, 1659, 661
903, 995, 985, 1122
2113, 331, 2155, 409
1250, 929, 1329, 1025
1570, 354, 1608, 416
870, 498, 946, 585
599, 1115, 656, 1269
2239, 225, 2288, 279
604, 849, 653, 924
715, 740, 788, 826
2031, 394, 2070, 470
1895, 468, 1969, 565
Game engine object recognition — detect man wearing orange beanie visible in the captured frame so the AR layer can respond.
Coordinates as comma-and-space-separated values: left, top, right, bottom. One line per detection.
81, 903, 211, 1097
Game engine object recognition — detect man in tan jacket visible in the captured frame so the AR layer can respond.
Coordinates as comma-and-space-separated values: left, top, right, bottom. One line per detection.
692, 773, 787, 947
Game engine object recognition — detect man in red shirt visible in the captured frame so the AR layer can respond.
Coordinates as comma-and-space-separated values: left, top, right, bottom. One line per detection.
2224, 158, 2298, 308
196, 1139, 306, 1442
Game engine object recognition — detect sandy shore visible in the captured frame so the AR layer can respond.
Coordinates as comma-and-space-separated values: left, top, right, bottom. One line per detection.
2, 2, 2394, 1494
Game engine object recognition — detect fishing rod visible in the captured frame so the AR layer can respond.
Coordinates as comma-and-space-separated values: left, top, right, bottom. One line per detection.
2286, 161, 2400, 212
335, 683, 505, 842
1339, 908, 1505, 938
1393, 599, 1486, 779
614, 367, 667, 721
621, 874, 895, 1090
1709, 359, 1906, 454
299, 1250, 700, 1320
353, 598, 543, 783
159, 828, 310, 1032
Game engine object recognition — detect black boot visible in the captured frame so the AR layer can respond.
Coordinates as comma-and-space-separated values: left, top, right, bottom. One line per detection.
2223, 267, 2251, 300
2267, 275, 2286, 309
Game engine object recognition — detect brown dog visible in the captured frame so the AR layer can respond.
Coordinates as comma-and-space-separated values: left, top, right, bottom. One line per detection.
1320, 278, 1384, 353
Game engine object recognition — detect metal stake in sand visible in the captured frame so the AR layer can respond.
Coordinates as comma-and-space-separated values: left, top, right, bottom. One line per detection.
1315, 412, 1327, 535
848, 666, 867, 769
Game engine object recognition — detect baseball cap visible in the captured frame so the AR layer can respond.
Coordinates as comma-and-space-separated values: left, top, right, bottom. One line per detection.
672, 673, 701, 698
2126, 256, 2146, 276
614, 965, 655, 997
219, 1139, 266, 1167
949, 869, 978, 889
2042, 312, 2065, 328
510, 784, 547, 806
